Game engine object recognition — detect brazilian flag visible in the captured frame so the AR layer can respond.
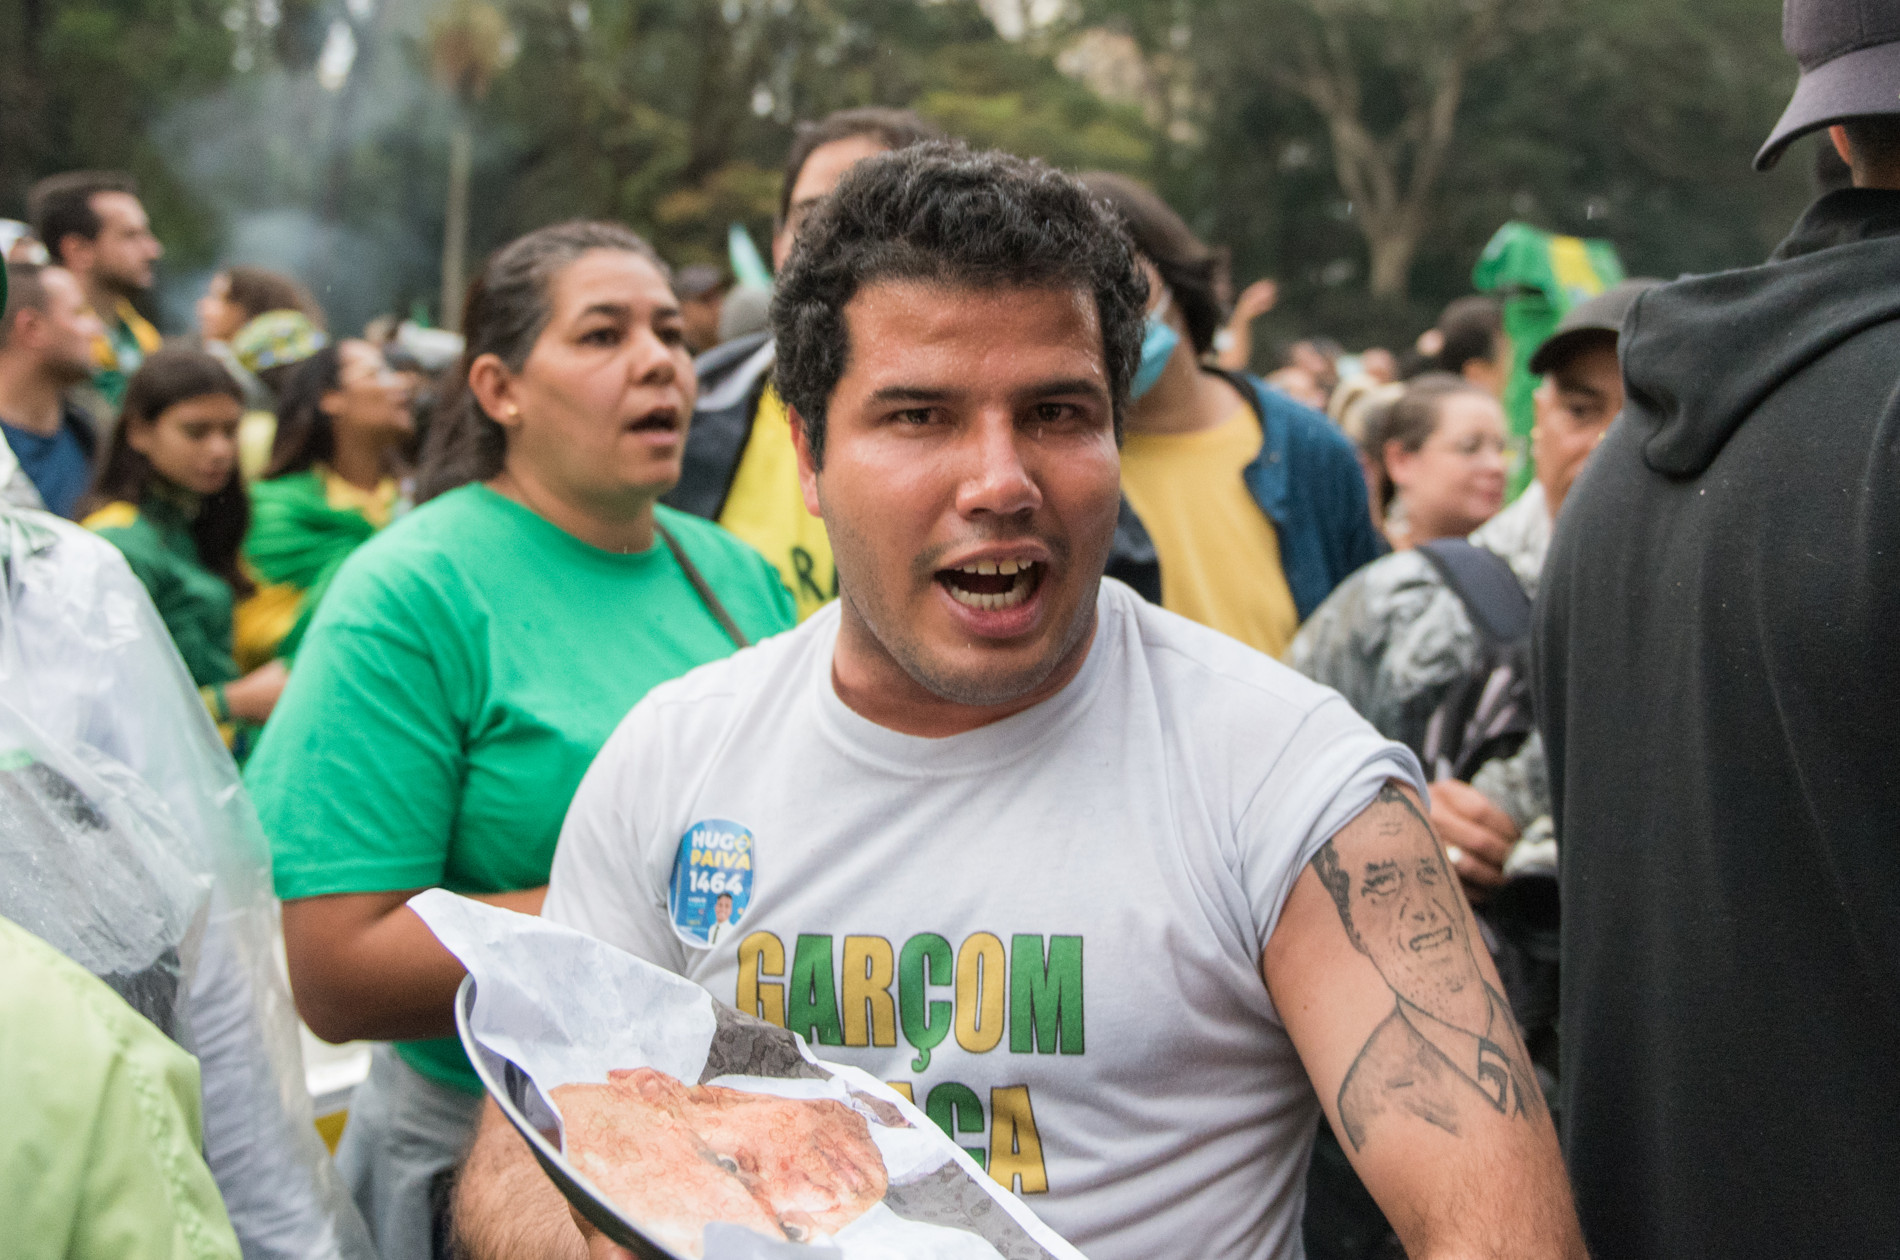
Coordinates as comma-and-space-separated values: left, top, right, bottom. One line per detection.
1473, 223, 1625, 497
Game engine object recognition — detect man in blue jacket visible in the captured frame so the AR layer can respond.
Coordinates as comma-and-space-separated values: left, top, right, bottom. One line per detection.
1079, 173, 1382, 657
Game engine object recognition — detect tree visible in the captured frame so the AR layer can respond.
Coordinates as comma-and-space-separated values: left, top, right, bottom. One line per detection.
0, 0, 238, 269
1071, 0, 1805, 354
1255, 0, 1543, 301
3, 0, 1810, 349
427, 0, 516, 329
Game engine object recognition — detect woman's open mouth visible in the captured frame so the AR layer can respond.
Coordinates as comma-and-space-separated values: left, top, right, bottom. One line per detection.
625, 407, 679, 434
937, 559, 1043, 612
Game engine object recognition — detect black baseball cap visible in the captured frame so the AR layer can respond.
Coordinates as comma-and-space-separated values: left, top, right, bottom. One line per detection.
1527, 279, 1664, 376
1756, 0, 1900, 170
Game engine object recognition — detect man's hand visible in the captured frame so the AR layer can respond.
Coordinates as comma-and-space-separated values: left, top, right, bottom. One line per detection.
570, 1203, 635, 1260
1232, 278, 1279, 322
456, 1101, 593, 1260
1263, 782, 1586, 1259
1216, 278, 1281, 370
1429, 777, 1518, 899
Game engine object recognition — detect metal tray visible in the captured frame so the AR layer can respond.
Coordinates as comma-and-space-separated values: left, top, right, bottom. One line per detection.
455, 975, 695, 1260
456, 976, 892, 1260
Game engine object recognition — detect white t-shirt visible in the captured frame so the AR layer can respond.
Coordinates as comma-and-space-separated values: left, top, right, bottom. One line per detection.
545, 579, 1424, 1260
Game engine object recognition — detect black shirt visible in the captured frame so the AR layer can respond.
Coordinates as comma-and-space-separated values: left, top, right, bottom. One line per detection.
1534, 189, 1900, 1259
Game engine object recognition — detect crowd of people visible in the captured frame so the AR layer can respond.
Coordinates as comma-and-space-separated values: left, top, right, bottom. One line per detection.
4, 0, 1898, 1257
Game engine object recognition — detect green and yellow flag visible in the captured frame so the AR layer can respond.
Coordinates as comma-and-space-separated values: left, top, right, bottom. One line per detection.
1473, 222, 1625, 497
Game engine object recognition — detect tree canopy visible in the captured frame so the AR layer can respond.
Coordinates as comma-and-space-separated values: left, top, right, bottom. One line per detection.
0, 0, 1814, 357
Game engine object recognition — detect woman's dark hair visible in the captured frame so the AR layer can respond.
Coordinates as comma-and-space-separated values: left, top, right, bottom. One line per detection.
1361, 372, 1490, 512
1433, 295, 1503, 376
416, 221, 666, 503
1076, 171, 1223, 357
264, 341, 346, 478
773, 144, 1149, 466
222, 265, 324, 328
85, 348, 252, 594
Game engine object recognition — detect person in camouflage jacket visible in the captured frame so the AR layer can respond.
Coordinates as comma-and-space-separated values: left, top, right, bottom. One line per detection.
1292, 280, 1654, 890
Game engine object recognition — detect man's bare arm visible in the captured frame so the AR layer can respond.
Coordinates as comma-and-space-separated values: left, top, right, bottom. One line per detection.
454, 1100, 627, 1260
1263, 782, 1586, 1259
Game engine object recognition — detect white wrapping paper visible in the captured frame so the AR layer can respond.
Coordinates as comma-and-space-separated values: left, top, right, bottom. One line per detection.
411, 890, 1087, 1260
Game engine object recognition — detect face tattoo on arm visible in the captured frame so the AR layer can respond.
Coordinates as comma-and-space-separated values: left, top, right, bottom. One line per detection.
1310, 784, 1541, 1152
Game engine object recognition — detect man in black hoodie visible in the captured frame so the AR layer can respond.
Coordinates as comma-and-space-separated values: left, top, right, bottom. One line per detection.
1533, 4, 1900, 1257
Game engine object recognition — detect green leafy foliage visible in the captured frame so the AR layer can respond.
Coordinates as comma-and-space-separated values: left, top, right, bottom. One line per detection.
0, 0, 1818, 351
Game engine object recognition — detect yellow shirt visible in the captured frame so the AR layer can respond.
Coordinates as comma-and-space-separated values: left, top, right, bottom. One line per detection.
1120, 406, 1300, 658
717, 386, 835, 620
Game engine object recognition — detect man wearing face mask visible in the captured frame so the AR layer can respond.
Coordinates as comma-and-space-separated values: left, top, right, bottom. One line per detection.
1078, 174, 1383, 659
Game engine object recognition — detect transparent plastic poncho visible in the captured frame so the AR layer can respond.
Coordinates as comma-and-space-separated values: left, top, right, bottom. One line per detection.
0, 507, 373, 1260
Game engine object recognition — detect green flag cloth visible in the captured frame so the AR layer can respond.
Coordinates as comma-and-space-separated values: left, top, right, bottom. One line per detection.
1472, 222, 1625, 496
728, 222, 773, 289
237, 469, 393, 667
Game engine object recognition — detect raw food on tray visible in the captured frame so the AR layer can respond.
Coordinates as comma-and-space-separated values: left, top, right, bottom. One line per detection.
411, 889, 1086, 1260
555, 1067, 887, 1255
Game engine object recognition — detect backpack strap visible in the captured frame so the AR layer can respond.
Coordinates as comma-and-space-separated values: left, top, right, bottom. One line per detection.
1415, 538, 1532, 646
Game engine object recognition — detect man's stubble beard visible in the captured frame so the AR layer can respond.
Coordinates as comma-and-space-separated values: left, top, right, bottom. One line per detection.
50, 349, 96, 387
96, 261, 151, 303
825, 499, 1104, 709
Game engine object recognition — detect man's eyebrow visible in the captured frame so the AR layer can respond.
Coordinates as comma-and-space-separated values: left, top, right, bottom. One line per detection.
1021, 377, 1110, 400
865, 385, 954, 406
1361, 860, 1400, 880
1556, 379, 1608, 402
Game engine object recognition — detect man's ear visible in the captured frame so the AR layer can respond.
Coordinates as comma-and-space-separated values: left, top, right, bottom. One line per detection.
1382, 438, 1415, 492
1831, 123, 1854, 171
56, 233, 94, 278
466, 353, 522, 437
8, 307, 43, 351
787, 404, 823, 518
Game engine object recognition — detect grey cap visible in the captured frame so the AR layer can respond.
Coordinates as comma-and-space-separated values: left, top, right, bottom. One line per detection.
1527, 279, 1665, 376
1756, 0, 1900, 171
673, 263, 727, 301
716, 283, 773, 343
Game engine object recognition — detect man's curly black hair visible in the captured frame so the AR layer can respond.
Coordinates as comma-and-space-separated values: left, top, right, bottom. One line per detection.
770, 142, 1149, 468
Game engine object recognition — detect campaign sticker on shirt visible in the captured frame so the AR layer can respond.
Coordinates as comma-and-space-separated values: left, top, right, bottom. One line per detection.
668, 819, 755, 949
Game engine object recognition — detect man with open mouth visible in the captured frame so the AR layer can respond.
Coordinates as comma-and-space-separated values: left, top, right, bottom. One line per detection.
454, 145, 1585, 1260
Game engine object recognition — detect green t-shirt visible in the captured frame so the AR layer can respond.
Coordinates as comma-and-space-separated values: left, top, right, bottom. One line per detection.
0, 917, 242, 1260
84, 494, 239, 688
246, 484, 795, 1090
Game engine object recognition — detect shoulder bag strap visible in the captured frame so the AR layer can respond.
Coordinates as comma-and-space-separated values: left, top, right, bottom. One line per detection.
656, 522, 750, 650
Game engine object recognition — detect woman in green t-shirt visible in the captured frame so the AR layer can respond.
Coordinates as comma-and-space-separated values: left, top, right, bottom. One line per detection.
245, 222, 794, 1260
81, 349, 287, 754
235, 338, 414, 670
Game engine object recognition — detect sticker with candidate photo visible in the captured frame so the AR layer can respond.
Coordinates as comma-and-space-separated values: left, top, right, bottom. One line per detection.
668, 819, 755, 949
